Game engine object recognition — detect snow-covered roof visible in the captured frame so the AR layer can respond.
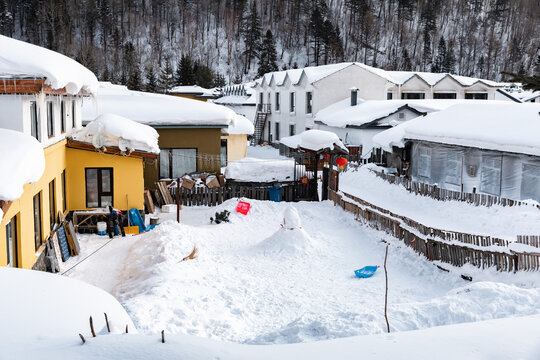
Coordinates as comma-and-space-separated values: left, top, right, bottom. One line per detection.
225, 115, 254, 135
82, 82, 238, 127
73, 113, 160, 154
224, 157, 296, 182
0, 129, 45, 203
214, 84, 256, 105
168, 85, 219, 97
280, 129, 348, 153
255, 62, 503, 89
316, 99, 512, 128
373, 103, 540, 156
0, 35, 98, 95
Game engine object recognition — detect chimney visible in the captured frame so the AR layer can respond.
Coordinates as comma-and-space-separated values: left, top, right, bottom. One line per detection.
350, 87, 358, 106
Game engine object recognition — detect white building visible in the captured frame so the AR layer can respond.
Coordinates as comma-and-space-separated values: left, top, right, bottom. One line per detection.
253, 62, 504, 144
213, 83, 257, 123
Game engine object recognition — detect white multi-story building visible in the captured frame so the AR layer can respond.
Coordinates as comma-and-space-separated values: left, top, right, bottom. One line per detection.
253, 62, 504, 143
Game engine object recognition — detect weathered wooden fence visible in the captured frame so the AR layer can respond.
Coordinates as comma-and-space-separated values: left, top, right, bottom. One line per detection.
169, 184, 298, 206
372, 170, 536, 208
330, 189, 540, 272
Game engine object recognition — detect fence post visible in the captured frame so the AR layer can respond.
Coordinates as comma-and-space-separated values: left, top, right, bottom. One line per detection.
176, 177, 180, 223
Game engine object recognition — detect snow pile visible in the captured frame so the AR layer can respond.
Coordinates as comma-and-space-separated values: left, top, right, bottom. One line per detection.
339, 165, 540, 239
67, 200, 540, 346
373, 103, 540, 156
253, 206, 318, 256
0, 35, 98, 95
227, 114, 255, 135
225, 157, 296, 182
82, 82, 238, 126
0, 129, 45, 202
0, 267, 135, 346
280, 129, 348, 153
73, 113, 160, 154
168, 85, 218, 96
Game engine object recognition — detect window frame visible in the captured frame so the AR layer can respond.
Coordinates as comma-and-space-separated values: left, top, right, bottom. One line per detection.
47, 101, 54, 138
289, 92, 296, 113
306, 91, 313, 114
61, 170, 67, 212
220, 139, 228, 168
5, 215, 18, 267
33, 192, 42, 251
433, 93, 457, 99
387, 92, 393, 100
30, 101, 40, 141
72, 99, 76, 128
159, 149, 198, 179
289, 124, 296, 136
60, 101, 66, 133
465, 93, 488, 100
275, 92, 280, 112
401, 93, 426, 100
275, 122, 280, 141
85, 168, 114, 208
49, 179, 56, 230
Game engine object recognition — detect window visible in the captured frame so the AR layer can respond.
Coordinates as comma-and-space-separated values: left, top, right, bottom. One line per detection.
47, 101, 54, 137
275, 92, 280, 111
268, 121, 272, 142
387, 92, 393, 100
289, 124, 296, 136
417, 146, 431, 178
49, 179, 56, 230
267, 92, 271, 107
306, 92, 313, 114
5, 215, 18, 267
85, 168, 113, 208
159, 149, 197, 179
521, 164, 540, 202
258, 93, 263, 111
61, 170, 67, 212
30, 101, 40, 141
33, 192, 42, 251
434, 93, 457, 99
60, 101, 66, 133
480, 155, 501, 195
220, 139, 228, 168
72, 100, 76, 128
289, 92, 295, 113
465, 93, 488, 100
445, 152, 462, 185
275, 122, 280, 141
401, 93, 425, 99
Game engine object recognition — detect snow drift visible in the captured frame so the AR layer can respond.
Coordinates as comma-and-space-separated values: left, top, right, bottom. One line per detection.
73, 113, 160, 154
0, 128, 45, 203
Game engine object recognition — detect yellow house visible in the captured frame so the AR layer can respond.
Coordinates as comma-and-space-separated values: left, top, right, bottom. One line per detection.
0, 36, 158, 270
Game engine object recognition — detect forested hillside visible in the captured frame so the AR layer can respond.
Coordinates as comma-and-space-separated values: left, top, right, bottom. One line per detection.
0, 0, 538, 90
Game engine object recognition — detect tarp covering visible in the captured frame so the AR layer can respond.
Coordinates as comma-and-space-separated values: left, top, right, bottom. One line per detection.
410, 142, 540, 203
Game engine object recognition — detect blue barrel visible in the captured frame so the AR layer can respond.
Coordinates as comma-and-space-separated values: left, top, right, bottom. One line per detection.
268, 186, 282, 202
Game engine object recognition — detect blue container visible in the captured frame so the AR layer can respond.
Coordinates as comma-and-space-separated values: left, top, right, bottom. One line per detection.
268, 186, 282, 202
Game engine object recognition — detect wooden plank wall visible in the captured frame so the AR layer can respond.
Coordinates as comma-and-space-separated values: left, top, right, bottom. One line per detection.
329, 189, 540, 272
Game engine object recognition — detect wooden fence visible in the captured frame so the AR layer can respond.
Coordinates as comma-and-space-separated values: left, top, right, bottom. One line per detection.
169, 184, 298, 206
372, 170, 535, 208
329, 189, 540, 272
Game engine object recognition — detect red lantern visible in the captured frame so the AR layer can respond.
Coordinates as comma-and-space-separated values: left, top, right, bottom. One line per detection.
336, 157, 348, 166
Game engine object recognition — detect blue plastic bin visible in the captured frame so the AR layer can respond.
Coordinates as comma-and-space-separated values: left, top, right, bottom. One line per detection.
268, 186, 282, 202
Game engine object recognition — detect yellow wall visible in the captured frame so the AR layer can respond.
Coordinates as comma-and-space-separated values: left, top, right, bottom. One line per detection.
144, 127, 222, 188
222, 134, 248, 163
0, 140, 145, 269
66, 147, 144, 211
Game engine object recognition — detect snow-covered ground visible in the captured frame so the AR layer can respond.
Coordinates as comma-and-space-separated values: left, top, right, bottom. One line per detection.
340, 166, 540, 240
65, 200, 540, 347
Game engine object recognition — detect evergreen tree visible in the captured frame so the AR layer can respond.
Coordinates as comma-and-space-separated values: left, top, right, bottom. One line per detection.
158, 57, 175, 93
0, 0, 13, 36
145, 66, 158, 93
309, 6, 325, 66
422, 30, 432, 71
177, 55, 195, 85
214, 73, 226, 87
534, 55, 540, 76
397, 0, 415, 21
257, 29, 279, 77
442, 41, 456, 73
432, 36, 447, 73
477, 56, 485, 78
241, 1, 262, 74
127, 64, 143, 91
194, 62, 215, 89
101, 66, 111, 82
174, 60, 183, 87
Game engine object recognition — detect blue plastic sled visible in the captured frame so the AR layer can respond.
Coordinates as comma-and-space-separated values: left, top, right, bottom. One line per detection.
354, 266, 379, 278
128, 208, 158, 234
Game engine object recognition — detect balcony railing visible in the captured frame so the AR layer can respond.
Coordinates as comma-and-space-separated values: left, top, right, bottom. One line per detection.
257, 103, 272, 114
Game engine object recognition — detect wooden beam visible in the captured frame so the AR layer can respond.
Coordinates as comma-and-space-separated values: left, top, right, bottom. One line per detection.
0, 79, 91, 96
0, 200, 12, 218
66, 139, 158, 159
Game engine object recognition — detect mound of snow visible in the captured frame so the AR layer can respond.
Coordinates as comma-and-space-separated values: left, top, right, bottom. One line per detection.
73, 113, 160, 154
0, 267, 135, 343
280, 129, 348, 153
0, 35, 98, 95
0, 129, 45, 202
253, 206, 318, 256
225, 157, 296, 182
227, 114, 255, 135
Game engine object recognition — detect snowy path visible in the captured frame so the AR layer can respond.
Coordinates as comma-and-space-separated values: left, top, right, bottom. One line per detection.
66, 200, 540, 345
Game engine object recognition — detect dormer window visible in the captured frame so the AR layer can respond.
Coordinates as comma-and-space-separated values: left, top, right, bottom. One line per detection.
401, 93, 425, 100
465, 93, 488, 100
434, 93, 457, 99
